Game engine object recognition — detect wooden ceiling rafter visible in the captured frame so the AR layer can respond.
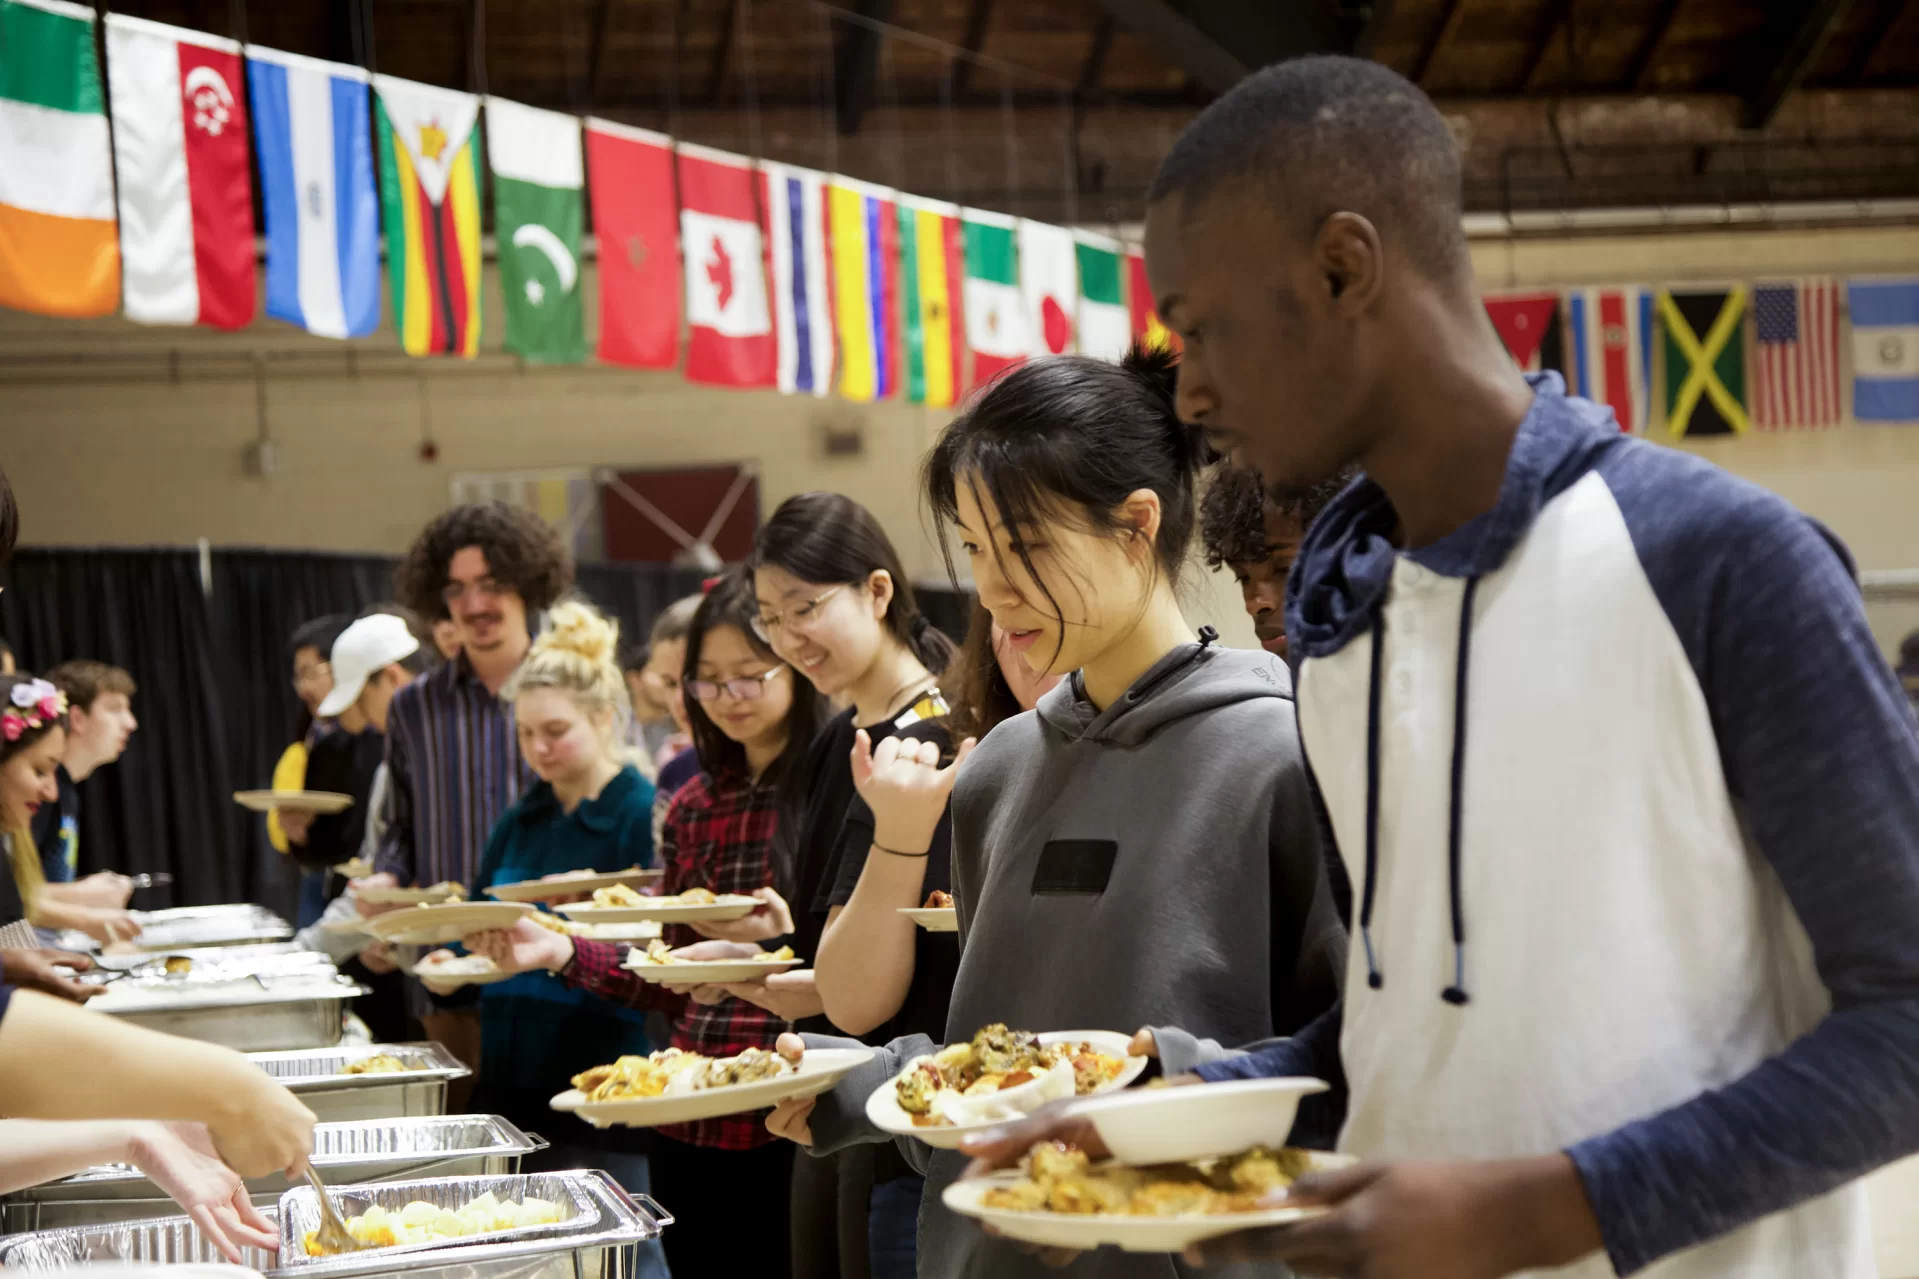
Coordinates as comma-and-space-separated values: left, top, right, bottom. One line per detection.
1412, 0, 1468, 86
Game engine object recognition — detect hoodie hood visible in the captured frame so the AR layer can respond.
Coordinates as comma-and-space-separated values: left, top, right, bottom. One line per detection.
1286, 373, 1626, 662
1035, 628, 1293, 747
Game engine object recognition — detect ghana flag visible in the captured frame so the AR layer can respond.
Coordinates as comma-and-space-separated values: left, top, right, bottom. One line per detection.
373, 75, 481, 357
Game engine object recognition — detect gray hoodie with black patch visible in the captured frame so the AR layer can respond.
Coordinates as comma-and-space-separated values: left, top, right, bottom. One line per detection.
804, 634, 1346, 1279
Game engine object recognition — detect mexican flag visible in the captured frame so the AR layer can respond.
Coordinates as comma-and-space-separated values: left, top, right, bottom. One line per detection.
487, 97, 585, 364
0, 0, 119, 318
1075, 232, 1130, 362
963, 209, 1024, 386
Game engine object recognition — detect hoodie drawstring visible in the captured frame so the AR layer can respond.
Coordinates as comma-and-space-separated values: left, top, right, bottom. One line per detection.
1359, 575, 1480, 1006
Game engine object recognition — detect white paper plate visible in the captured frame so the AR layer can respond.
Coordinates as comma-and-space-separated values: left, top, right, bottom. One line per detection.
556, 895, 760, 924
362, 901, 533, 945
354, 882, 467, 907
486, 867, 665, 901
565, 920, 663, 942
415, 954, 512, 987
320, 917, 370, 935
233, 789, 353, 814
899, 907, 957, 932
941, 1151, 1353, 1253
867, 1030, 1149, 1150
622, 955, 804, 984
551, 1047, 874, 1128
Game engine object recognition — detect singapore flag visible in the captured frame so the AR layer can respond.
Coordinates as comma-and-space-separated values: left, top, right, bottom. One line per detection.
677, 143, 775, 387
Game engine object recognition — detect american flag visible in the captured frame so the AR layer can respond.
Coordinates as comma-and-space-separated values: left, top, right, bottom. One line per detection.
1752, 280, 1841, 429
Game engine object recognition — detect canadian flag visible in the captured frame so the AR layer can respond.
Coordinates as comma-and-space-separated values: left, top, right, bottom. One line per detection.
104, 14, 255, 329
677, 143, 775, 388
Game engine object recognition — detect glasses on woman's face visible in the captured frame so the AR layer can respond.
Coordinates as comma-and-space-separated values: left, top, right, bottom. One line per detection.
751, 584, 847, 644
684, 666, 787, 703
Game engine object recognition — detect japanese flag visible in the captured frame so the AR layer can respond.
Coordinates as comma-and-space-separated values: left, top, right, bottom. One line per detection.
677, 143, 775, 387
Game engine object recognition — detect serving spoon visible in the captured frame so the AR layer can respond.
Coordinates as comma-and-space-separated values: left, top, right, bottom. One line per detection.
302, 1163, 368, 1254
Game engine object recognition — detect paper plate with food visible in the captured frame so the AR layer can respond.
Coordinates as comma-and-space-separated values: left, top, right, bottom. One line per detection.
551, 1045, 874, 1128
233, 789, 354, 815
415, 951, 512, 987
485, 866, 664, 902
555, 885, 761, 924
621, 940, 802, 984
363, 901, 532, 946
866, 1024, 1147, 1150
899, 889, 957, 932
354, 881, 467, 907
943, 1141, 1353, 1253
527, 911, 662, 943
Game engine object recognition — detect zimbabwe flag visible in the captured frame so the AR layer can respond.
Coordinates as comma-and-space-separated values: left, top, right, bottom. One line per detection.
373, 75, 481, 357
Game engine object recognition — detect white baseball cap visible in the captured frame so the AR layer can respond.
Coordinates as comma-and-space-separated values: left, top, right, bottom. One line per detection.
317, 613, 421, 719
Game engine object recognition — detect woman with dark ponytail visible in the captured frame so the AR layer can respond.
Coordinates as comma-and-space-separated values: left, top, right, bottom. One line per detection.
766, 349, 1347, 1279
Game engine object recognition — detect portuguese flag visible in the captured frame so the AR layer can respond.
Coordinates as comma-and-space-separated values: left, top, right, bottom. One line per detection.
373, 75, 482, 357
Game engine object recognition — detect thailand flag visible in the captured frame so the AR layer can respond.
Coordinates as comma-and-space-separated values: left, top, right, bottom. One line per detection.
763, 161, 834, 396
246, 47, 380, 339
678, 143, 776, 388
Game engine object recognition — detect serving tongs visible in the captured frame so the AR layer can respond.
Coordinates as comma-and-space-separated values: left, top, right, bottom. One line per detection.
302, 1162, 369, 1253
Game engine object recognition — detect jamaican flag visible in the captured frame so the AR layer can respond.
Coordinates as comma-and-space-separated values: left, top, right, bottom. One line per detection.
1659, 287, 1749, 436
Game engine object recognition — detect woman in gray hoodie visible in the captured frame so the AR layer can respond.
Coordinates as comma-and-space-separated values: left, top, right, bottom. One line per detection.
767, 348, 1347, 1279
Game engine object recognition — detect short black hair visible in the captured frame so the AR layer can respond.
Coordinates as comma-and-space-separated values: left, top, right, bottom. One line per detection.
1148, 55, 1467, 280
395, 503, 575, 622
289, 614, 352, 662
1201, 463, 1359, 569
0, 466, 17, 569
621, 642, 651, 675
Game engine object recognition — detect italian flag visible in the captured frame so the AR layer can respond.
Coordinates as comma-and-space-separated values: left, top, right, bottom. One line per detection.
1075, 232, 1130, 362
0, 0, 119, 318
962, 209, 1024, 387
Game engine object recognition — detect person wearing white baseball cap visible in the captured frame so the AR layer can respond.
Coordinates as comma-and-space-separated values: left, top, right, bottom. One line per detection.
317, 612, 425, 725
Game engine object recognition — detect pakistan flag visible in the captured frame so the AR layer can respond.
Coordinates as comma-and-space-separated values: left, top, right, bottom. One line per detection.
486, 98, 586, 364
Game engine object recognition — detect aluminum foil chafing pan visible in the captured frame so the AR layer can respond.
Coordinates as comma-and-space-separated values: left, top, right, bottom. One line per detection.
95, 976, 365, 1052
130, 905, 293, 950
0, 1116, 547, 1234
246, 1042, 470, 1122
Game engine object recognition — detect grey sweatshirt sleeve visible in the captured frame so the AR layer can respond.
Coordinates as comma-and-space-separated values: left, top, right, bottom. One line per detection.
1569, 456, 1919, 1274
800, 1031, 937, 1158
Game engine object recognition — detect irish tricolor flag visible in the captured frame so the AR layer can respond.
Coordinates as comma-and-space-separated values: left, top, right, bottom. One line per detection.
0, 0, 119, 318
962, 209, 1024, 387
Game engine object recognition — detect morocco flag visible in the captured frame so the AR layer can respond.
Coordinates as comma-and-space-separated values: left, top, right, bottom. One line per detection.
677, 143, 775, 388
586, 118, 679, 369
373, 75, 482, 358
104, 15, 253, 328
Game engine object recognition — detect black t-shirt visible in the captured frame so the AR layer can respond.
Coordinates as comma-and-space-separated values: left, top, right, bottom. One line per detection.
28, 764, 79, 884
300, 727, 386, 874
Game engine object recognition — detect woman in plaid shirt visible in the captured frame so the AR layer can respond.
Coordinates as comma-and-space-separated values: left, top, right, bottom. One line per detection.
475, 568, 823, 1275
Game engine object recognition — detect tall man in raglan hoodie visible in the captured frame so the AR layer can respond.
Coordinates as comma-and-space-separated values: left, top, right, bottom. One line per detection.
971, 55, 1919, 1279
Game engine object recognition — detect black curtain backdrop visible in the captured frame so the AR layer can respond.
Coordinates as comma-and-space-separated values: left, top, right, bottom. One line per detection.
0, 546, 971, 913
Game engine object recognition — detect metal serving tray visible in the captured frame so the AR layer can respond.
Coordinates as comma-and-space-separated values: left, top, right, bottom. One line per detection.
130, 905, 293, 951
97, 977, 366, 1052
0, 1116, 546, 1234
246, 1042, 470, 1122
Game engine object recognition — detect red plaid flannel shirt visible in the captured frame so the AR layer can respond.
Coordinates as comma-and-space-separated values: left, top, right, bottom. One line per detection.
561, 766, 791, 1150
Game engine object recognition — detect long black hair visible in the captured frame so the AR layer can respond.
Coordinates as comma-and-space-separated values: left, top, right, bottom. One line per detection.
924, 346, 1210, 665
749, 492, 957, 675
943, 599, 1024, 742
682, 567, 824, 789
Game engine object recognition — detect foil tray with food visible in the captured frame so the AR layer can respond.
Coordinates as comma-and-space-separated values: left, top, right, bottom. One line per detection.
246, 1043, 472, 1123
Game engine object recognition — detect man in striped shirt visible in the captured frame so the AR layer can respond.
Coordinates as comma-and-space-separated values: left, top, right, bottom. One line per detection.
355, 504, 573, 1086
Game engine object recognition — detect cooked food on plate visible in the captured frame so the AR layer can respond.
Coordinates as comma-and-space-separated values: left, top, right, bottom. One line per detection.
923, 889, 953, 909
417, 953, 502, 980
573, 1047, 790, 1100
162, 955, 193, 975
896, 1024, 1127, 1127
303, 1191, 566, 1254
341, 1053, 418, 1075
631, 939, 795, 966
981, 1142, 1313, 1216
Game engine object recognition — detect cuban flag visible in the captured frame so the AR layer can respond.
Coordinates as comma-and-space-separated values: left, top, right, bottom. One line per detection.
246, 47, 380, 339
1848, 277, 1919, 423
1566, 287, 1653, 432
763, 161, 834, 397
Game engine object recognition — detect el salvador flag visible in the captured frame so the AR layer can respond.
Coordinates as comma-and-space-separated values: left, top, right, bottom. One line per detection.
1847, 277, 1919, 423
247, 48, 381, 339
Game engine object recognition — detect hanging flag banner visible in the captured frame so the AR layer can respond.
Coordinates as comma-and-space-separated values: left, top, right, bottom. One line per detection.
1847, 277, 1919, 423
373, 74, 482, 358
898, 194, 966, 408
487, 97, 585, 365
1566, 287, 1651, 433
1484, 291, 1565, 372
104, 14, 254, 329
0, 0, 119, 318
1659, 286, 1750, 437
764, 160, 834, 397
1126, 251, 1179, 354
1018, 219, 1078, 357
247, 47, 379, 339
963, 209, 1023, 386
1074, 231, 1130, 362
828, 176, 902, 403
585, 118, 679, 370
1750, 278, 1840, 430
678, 142, 775, 388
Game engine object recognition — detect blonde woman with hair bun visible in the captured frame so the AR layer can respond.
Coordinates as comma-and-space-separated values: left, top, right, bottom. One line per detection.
417, 599, 668, 1278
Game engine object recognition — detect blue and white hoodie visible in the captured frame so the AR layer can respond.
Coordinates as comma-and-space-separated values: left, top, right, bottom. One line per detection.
1199, 374, 1919, 1278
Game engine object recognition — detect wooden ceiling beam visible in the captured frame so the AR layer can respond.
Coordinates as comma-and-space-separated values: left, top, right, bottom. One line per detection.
1092, 0, 1250, 95
949, 0, 993, 98
833, 0, 894, 135
1520, 0, 1577, 92
1077, 14, 1116, 98
584, 0, 615, 109
1845, 0, 1907, 82
1412, 0, 1467, 86
705, 0, 739, 105
1742, 0, 1857, 128
1626, 0, 1683, 91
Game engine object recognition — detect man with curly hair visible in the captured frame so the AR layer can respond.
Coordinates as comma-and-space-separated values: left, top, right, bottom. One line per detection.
1201, 464, 1353, 661
355, 504, 573, 1095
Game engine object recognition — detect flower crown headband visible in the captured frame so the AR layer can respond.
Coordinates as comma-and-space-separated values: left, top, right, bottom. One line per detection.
2, 679, 67, 743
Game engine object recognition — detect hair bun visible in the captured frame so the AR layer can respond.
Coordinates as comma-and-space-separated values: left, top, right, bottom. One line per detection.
535, 599, 620, 668
1119, 342, 1210, 467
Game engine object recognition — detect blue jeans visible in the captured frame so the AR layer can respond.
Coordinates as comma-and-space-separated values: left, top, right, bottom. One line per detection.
525, 1143, 671, 1279
295, 870, 329, 930
868, 1174, 923, 1279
